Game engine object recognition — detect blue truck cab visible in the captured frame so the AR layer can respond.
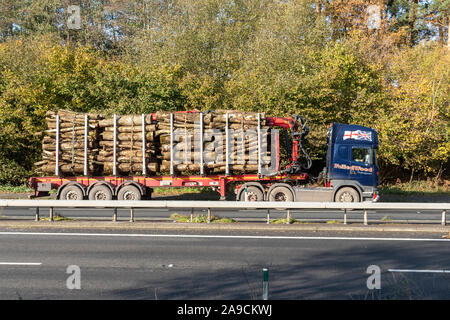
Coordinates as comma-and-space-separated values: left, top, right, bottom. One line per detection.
292, 122, 379, 202
325, 123, 379, 202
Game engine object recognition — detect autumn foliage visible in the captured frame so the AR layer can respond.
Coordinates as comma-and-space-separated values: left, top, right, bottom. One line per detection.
0, 0, 448, 184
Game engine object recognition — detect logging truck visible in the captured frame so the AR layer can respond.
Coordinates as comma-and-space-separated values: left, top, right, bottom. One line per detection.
29, 110, 380, 202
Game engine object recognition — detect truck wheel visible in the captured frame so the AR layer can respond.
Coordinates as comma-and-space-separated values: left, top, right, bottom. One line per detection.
268, 186, 294, 202
335, 187, 360, 202
239, 186, 264, 201
118, 185, 141, 201
88, 185, 112, 201
59, 185, 84, 200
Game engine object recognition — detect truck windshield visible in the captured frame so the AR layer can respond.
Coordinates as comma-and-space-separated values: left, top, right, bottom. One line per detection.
352, 147, 373, 165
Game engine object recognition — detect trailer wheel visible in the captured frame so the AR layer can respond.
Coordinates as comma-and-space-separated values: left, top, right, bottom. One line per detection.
88, 185, 113, 201
239, 186, 264, 201
59, 185, 84, 200
117, 185, 141, 201
335, 187, 360, 202
268, 186, 294, 202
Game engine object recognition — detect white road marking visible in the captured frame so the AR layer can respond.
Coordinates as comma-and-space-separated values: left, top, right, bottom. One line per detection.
0, 231, 449, 242
388, 269, 450, 273
0, 262, 42, 266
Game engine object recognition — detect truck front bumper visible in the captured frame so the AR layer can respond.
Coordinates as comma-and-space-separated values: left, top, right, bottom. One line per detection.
362, 189, 380, 202
372, 191, 380, 202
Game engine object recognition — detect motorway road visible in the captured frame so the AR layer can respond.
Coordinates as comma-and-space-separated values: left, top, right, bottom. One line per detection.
0, 207, 446, 224
0, 228, 449, 299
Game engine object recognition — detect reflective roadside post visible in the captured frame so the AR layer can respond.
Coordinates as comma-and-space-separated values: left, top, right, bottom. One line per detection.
262, 268, 269, 300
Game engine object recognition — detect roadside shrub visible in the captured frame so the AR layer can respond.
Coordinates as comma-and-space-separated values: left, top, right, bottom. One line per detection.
0, 158, 30, 186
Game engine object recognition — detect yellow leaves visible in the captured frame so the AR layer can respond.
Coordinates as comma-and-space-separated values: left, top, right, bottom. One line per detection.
376, 44, 449, 174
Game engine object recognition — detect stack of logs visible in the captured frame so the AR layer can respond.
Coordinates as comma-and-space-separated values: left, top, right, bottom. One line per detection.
155, 110, 272, 174
35, 109, 273, 176
97, 114, 159, 175
34, 110, 102, 175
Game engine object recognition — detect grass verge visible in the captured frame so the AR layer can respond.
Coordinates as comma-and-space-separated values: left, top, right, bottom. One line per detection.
380, 181, 449, 195
270, 218, 297, 224
0, 184, 33, 193
39, 213, 73, 221
152, 187, 216, 196
326, 220, 343, 224
170, 213, 235, 223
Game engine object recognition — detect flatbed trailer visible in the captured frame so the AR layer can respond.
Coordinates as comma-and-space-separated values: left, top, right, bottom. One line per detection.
29, 173, 308, 201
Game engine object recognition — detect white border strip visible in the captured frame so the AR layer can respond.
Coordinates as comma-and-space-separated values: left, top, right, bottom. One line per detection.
0, 262, 42, 266
388, 269, 450, 273
0, 232, 449, 242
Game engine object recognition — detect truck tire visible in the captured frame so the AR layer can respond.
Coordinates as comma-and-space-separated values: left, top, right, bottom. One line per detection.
239, 186, 264, 201
334, 187, 360, 202
268, 186, 294, 202
59, 185, 84, 200
88, 185, 113, 201
117, 185, 141, 201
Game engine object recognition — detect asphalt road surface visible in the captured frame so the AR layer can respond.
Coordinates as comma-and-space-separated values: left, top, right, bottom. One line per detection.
0, 228, 449, 300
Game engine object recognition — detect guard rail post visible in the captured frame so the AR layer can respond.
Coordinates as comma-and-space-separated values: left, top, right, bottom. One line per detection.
343, 209, 347, 225
442, 210, 447, 226
49, 207, 54, 222
363, 209, 368, 226
35, 207, 39, 222
113, 207, 117, 222
130, 207, 135, 223
207, 208, 211, 223
286, 209, 291, 224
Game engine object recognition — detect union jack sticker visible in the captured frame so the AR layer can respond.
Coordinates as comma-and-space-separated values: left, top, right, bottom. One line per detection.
343, 130, 372, 141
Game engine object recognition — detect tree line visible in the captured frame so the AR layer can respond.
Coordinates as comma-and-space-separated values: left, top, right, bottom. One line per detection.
0, 0, 448, 185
